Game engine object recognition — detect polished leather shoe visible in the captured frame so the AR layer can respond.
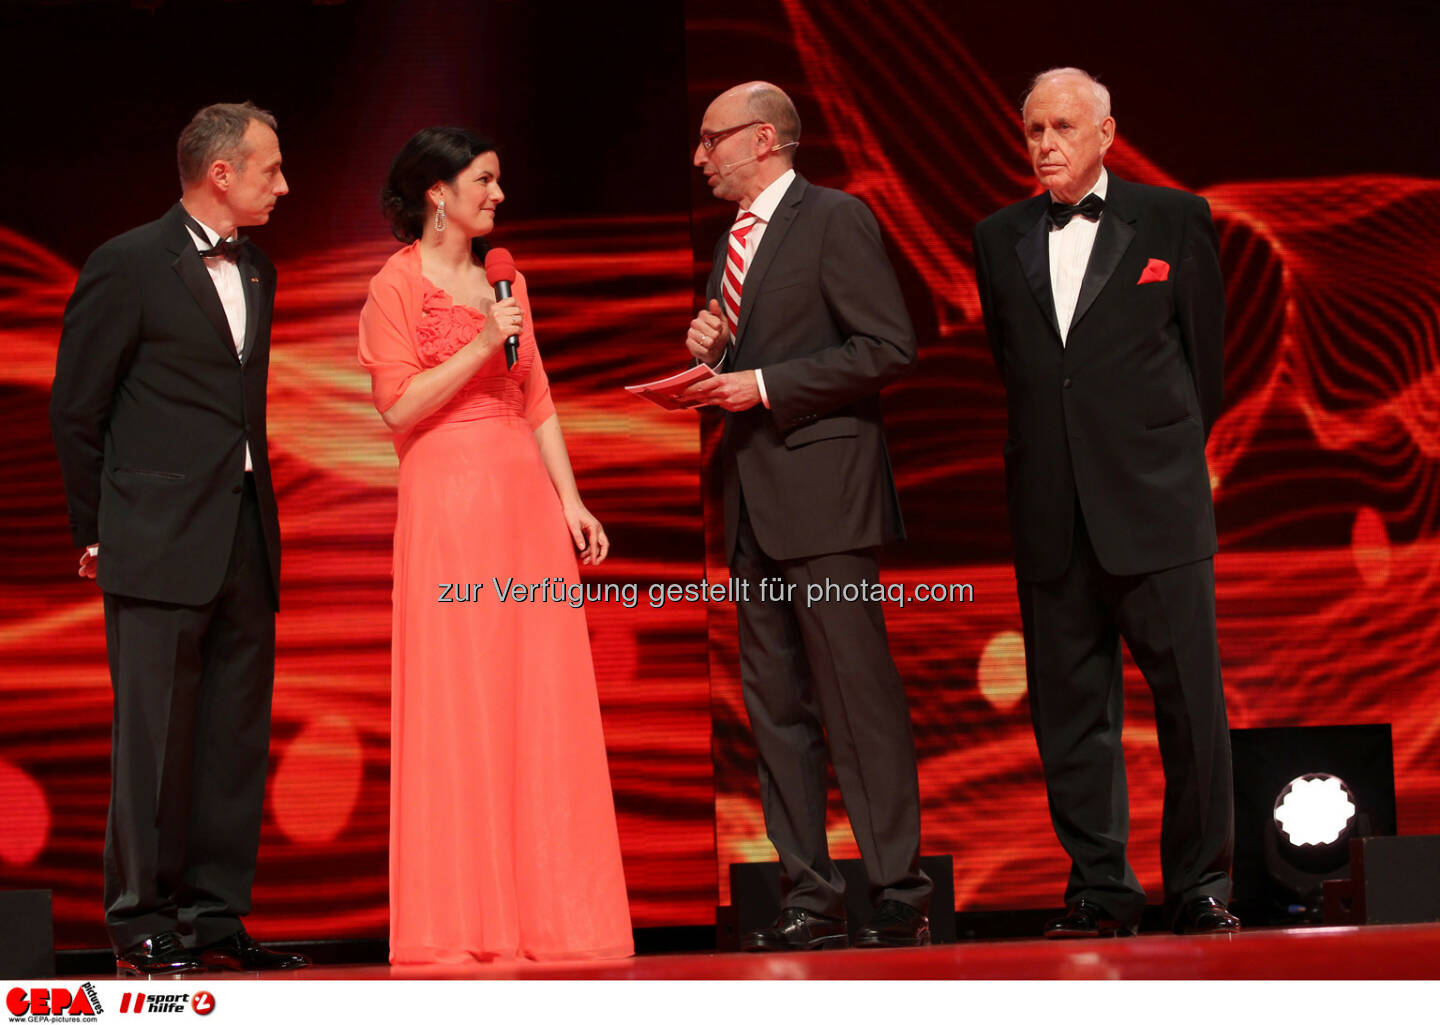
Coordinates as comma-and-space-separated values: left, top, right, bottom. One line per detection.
115, 932, 201, 976
854, 899, 930, 948
1043, 898, 1136, 939
198, 927, 310, 971
741, 907, 848, 952
1174, 896, 1241, 934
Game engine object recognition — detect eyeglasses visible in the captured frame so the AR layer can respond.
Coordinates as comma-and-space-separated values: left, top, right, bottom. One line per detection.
697, 120, 764, 151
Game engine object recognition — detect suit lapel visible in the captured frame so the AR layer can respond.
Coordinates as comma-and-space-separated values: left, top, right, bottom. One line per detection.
239, 251, 263, 365
733, 174, 806, 358
165, 205, 240, 362
1014, 197, 1060, 343
1070, 176, 1137, 335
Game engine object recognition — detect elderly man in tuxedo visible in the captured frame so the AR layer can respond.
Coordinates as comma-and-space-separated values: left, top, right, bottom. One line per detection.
51, 101, 307, 974
972, 67, 1239, 936
681, 81, 931, 950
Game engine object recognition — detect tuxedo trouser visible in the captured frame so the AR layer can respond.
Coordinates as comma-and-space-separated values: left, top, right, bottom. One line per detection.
102, 476, 277, 950
1017, 502, 1233, 929
731, 498, 931, 918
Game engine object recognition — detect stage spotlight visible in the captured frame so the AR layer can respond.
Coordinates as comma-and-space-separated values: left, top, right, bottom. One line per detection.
1274, 774, 1357, 849
1268, 774, 1359, 899
1231, 724, 1396, 926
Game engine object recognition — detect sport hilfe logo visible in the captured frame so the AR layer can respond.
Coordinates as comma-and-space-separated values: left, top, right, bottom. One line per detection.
116, 991, 214, 1015
5, 984, 102, 1020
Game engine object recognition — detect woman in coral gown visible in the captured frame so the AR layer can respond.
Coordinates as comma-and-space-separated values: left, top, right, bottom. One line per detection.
357, 127, 632, 963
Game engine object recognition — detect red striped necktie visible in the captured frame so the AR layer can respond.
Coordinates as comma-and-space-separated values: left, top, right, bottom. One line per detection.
721, 210, 758, 341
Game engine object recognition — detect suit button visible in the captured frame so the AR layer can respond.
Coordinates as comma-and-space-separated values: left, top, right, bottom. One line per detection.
1063, 378, 1073, 388
233, 485, 243, 494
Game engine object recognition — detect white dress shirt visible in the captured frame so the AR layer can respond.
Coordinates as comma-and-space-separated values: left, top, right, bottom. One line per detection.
184, 209, 253, 471
1047, 166, 1108, 346
717, 167, 796, 408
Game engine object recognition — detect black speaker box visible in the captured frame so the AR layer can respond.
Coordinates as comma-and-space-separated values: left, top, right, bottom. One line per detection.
719, 856, 954, 949
1324, 835, 1440, 925
0, 890, 56, 978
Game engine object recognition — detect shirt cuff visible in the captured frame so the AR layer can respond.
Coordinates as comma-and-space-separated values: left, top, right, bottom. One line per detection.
755, 368, 770, 409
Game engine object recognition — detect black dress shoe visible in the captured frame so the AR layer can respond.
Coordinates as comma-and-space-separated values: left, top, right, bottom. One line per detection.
741, 907, 848, 952
1043, 898, 1136, 939
1174, 896, 1241, 935
115, 932, 202, 976
198, 927, 310, 971
854, 899, 930, 948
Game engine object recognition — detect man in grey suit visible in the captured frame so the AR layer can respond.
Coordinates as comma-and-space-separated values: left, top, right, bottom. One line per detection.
682, 81, 931, 950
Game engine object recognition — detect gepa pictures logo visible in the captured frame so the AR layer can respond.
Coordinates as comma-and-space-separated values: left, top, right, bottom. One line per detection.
5, 983, 102, 1021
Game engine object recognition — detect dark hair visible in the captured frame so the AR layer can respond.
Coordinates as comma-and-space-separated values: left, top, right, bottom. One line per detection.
382, 126, 497, 257
177, 101, 277, 187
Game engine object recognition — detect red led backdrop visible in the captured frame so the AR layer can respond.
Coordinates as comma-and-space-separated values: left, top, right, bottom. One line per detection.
1, 0, 1438, 947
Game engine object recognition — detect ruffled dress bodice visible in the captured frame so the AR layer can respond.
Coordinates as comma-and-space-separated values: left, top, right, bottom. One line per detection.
414, 282, 536, 425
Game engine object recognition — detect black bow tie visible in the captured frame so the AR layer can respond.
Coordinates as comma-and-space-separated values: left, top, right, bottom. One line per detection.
181, 209, 246, 260
1048, 193, 1105, 229
197, 236, 247, 260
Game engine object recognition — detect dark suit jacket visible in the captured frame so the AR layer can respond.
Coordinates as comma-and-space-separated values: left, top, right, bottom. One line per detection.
707, 174, 917, 562
973, 173, 1225, 582
50, 203, 282, 607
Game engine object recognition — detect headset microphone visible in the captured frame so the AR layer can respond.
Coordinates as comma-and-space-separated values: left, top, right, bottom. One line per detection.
720, 140, 798, 173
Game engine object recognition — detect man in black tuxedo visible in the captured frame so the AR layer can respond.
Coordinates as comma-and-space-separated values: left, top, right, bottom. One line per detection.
50, 102, 307, 974
972, 68, 1239, 936
681, 81, 931, 950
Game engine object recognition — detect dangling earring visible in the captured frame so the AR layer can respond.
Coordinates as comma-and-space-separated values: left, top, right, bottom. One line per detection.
434, 199, 446, 232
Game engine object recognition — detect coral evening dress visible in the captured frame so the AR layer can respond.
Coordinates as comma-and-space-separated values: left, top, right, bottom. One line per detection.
358, 243, 632, 963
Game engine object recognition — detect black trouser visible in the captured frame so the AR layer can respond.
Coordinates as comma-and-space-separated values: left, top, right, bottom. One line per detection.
102, 476, 276, 950
1017, 503, 1233, 928
731, 498, 931, 919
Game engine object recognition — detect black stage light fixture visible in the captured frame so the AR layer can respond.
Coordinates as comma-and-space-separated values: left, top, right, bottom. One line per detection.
1266, 772, 1359, 908
1231, 724, 1396, 926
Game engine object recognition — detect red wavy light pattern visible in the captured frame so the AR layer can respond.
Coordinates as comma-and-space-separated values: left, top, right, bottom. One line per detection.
1, 0, 1436, 946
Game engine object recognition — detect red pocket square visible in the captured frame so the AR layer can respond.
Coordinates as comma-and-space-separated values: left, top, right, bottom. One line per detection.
1137, 258, 1170, 284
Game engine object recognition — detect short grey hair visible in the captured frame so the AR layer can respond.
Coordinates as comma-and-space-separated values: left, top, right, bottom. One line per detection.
1020, 67, 1111, 124
177, 101, 277, 187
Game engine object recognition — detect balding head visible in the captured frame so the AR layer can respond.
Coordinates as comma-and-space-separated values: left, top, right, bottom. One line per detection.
1020, 66, 1116, 203
694, 80, 802, 205
1021, 67, 1111, 125
737, 81, 802, 148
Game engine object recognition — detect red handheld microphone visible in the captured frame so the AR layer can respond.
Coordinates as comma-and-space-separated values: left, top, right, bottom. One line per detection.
484, 248, 519, 369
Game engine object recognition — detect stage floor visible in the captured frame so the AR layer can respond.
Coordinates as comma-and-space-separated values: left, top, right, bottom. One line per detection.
76, 922, 1440, 980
